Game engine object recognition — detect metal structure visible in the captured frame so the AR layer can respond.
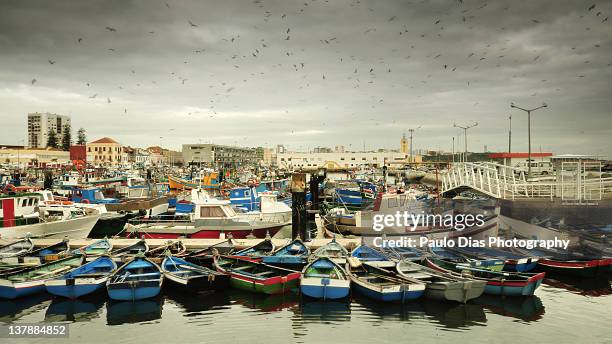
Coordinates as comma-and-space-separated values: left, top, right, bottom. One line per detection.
453, 122, 478, 162
510, 102, 547, 178
440, 161, 611, 201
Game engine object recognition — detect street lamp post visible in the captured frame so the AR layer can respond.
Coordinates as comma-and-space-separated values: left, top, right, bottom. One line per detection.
453, 122, 478, 162
508, 114, 512, 154
408, 126, 421, 163
510, 102, 548, 179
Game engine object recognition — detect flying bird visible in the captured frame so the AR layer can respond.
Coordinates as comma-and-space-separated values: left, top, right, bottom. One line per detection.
77, 38, 83, 43
107, 97, 111, 103
105, 26, 117, 32
48, 59, 55, 64
189, 20, 198, 27
89, 94, 97, 98
588, 4, 596, 11
31, 78, 37, 85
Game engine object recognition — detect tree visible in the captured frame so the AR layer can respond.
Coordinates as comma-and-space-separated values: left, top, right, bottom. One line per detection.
61, 124, 72, 151
77, 127, 87, 145
46, 129, 58, 149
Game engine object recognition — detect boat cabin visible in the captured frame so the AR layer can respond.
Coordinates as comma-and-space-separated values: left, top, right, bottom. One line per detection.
230, 187, 260, 211
193, 201, 238, 220
0, 193, 40, 227
71, 188, 120, 204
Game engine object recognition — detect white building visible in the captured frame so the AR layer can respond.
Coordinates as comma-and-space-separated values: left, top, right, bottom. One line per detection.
276, 151, 408, 170
27, 112, 71, 148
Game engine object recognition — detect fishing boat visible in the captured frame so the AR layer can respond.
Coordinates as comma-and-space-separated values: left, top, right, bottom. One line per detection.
312, 237, 349, 264
350, 243, 395, 268
300, 257, 350, 300
0, 236, 34, 259
232, 236, 275, 260
229, 188, 292, 224
429, 246, 506, 272
0, 254, 84, 299
44, 256, 117, 299
396, 259, 486, 303
168, 173, 220, 191
214, 255, 300, 295
106, 254, 163, 301
182, 238, 236, 267
424, 256, 546, 296
510, 247, 611, 278
0, 191, 99, 239
109, 239, 149, 262
124, 198, 287, 239
262, 238, 309, 269
1, 238, 71, 265
146, 240, 186, 259
345, 257, 425, 302
161, 255, 229, 293
72, 238, 113, 256
449, 246, 539, 272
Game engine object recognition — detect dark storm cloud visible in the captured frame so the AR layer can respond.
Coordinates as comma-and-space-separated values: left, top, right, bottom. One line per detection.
0, 0, 610, 156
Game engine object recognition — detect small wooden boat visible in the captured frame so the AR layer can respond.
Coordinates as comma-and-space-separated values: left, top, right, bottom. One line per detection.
0, 254, 84, 299
214, 255, 300, 295
106, 254, 163, 301
345, 257, 425, 302
0, 236, 34, 259
1, 238, 70, 265
72, 238, 113, 256
396, 259, 486, 303
449, 246, 538, 273
350, 244, 395, 268
511, 247, 611, 278
182, 238, 236, 267
232, 237, 275, 260
429, 246, 506, 272
262, 239, 309, 269
300, 257, 350, 300
110, 239, 149, 262
146, 240, 186, 259
424, 256, 545, 297
312, 237, 349, 264
45, 256, 117, 299
161, 256, 229, 293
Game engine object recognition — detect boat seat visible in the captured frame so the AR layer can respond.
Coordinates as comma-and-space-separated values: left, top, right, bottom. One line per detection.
254, 271, 275, 276
403, 273, 432, 280
231, 266, 251, 271
75, 273, 108, 278
306, 273, 333, 278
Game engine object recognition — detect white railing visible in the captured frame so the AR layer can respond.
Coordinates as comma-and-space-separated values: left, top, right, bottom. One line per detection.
441, 162, 611, 200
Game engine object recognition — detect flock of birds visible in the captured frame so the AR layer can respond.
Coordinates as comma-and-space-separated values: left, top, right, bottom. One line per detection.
24, 0, 611, 145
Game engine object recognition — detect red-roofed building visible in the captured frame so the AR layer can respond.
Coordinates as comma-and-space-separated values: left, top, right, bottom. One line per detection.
86, 137, 122, 166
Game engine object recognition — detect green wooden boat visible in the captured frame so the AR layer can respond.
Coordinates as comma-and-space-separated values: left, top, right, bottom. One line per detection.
214, 256, 300, 295
0, 254, 84, 299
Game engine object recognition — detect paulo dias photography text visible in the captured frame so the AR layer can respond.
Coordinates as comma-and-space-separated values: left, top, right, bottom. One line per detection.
372, 211, 486, 231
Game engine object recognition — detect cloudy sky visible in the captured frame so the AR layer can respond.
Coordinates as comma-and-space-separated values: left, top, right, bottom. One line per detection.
0, 0, 610, 156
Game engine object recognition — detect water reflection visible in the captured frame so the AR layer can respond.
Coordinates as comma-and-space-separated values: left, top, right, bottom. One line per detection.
164, 290, 231, 316
420, 299, 487, 329
352, 294, 425, 323
544, 276, 611, 297
231, 290, 299, 312
45, 295, 105, 322
106, 297, 164, 326
297, 299, 351, 323
472, 295, 545, 321
0, 293, 51, 323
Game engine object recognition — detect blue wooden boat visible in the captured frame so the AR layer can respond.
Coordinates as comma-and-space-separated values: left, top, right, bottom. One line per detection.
109, 239, 149, 262
45, 256, 117, 299
161, 256, 229, 293
350, 244, 395, 268
425, 256, 545, 296
262, 239, 309, 269
106, 254, 163, 301
300, 257, 350, 300
72, 238, 113, 256
0, 255, 84, 299
345, 257, 425, 302
312, 236, 349, 264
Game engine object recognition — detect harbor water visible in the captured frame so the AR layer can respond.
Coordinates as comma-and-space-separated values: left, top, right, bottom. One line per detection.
2, 277, 609, 344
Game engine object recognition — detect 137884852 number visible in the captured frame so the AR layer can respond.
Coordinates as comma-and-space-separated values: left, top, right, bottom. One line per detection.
1, 324, 69, 338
